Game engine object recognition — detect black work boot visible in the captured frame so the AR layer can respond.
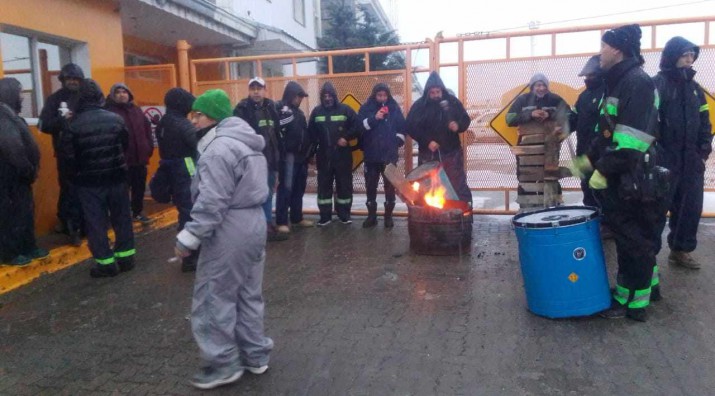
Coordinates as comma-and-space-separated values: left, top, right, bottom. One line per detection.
362, 202, 378, 228
626, 308, 648, 322
118, 257, 135, 273
317, 208, 332, 227
90, 263, 119, 278
384, 201, 396, 228
650, 285, 662, 302
599, 299, 627, 319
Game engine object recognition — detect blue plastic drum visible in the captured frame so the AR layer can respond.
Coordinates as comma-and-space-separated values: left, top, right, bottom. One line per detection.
512, 206, 611, 318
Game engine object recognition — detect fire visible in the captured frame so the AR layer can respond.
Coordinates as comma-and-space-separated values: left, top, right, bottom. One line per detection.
412, 182, 420, 192
424, 186, 447, 209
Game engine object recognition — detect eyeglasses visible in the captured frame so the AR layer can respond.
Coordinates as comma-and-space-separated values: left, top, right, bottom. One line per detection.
681, 51, 696, 58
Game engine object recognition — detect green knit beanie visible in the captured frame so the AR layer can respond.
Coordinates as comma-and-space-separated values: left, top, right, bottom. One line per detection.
192, 89, 232, 122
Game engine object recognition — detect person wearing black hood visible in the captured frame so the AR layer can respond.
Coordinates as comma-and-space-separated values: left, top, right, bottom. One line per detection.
405, 72, 472, 204
308, 82, 360, 225
233, 77, 286, 242
105, 83, 154, 225
569, 55, 606, 208
38, 63, 86, 245
0, 78, 48, 266
274, 81, 313, 232
652, 37, 712, 270
150, 88, 199, 272
358, 83, 406, 228
571, 24, 661, 322
61, 79, 135, 278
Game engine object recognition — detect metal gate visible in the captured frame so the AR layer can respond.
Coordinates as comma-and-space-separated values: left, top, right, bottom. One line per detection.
188, 16, 715, 215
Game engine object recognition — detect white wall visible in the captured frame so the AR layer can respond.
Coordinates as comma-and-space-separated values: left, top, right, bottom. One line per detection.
225, 0, 318, 49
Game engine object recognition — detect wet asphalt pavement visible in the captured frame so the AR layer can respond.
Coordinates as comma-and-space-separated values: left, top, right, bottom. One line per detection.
1, 216, 715, 395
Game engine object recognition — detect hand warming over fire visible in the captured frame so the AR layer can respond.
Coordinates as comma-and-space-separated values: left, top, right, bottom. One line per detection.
337, 137, 348, 147
448, 121, 459, 132
428, 141, 440, 152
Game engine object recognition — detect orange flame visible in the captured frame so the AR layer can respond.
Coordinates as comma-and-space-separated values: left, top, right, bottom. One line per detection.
424, 186, 447, 209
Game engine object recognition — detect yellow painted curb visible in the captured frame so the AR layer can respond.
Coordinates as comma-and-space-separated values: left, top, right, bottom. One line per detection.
0, 208, 178, 295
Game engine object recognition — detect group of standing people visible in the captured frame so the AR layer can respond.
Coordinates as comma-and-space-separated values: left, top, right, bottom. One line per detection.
508, 25, 711, 322
0, 64, 152, 275
163, 73, 473, 389
1, 24, 711, 390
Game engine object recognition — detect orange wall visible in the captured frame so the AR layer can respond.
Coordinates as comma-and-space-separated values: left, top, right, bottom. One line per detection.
1, 0, 126, 235
123, 35, 177, 65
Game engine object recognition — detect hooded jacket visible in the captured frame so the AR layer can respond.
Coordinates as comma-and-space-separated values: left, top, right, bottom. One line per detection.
38, 63, 85, 152
405, 72, 470, 157
276, 81, 312, 160
653, 36, 712, 172
308, 82, 359, 162
234, 95, 281, 172
61, 80, 129, 187
358, 83, 406, 164
0, 78, 41, 184
105, 83, 154, 166
506, 73, 570, 127
176, 116, 268, 251
157, 88, 198, 160
569, 66, 606, 156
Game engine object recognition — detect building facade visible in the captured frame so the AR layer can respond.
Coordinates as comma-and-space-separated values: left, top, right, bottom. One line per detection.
0, 0, 322, 235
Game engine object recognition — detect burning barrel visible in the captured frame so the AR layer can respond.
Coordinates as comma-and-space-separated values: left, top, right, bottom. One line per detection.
405, 162, 473, 256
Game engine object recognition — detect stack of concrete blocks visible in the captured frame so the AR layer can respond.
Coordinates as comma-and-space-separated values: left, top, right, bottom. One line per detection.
510, 120, 570, 213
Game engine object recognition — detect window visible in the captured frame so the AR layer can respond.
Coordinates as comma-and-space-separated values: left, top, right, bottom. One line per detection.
293, 0, 306, 26
1, 29, 80, 120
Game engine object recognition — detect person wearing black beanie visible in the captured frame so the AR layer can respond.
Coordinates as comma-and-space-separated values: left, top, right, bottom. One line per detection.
571, 24, 662, 322
600, 24, 645, 67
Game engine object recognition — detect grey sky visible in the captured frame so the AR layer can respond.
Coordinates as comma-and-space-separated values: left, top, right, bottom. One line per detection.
382, 0, 715, 43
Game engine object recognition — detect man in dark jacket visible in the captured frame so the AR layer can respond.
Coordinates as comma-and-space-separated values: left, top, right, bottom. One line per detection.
274, 81, 314, 232
308, 82, 360, 225
61, 79, 135, 278
233, 77, 286, 241
38, 63, 85, 245
653, 36, 712, 270
574, 25, 661, 321
0, 78, 48, 266
507, 73, 570, 128
569, 55, 606, 207
151, 88, 198, 272
358, 83, 406, 228
406, 72, 472, 204
105, 83, 154, 224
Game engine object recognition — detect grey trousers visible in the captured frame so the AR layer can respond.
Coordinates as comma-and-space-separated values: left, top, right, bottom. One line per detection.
190, 213, 273, 368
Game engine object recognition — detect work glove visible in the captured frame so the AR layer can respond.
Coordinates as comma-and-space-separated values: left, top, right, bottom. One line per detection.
568, 155, 593, 180
589, 170, 607, 190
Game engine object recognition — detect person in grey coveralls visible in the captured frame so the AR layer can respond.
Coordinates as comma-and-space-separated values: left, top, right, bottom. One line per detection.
174, 89, 273, 390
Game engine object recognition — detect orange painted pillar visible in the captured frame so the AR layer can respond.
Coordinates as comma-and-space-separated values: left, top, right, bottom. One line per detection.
177, 40, 191, 91
0, 41, 4, 78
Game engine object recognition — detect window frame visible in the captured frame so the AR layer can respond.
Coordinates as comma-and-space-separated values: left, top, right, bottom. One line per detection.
1, 25, 87, 124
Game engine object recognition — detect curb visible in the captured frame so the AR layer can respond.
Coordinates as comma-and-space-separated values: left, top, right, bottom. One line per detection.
0, 208, 178, 295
